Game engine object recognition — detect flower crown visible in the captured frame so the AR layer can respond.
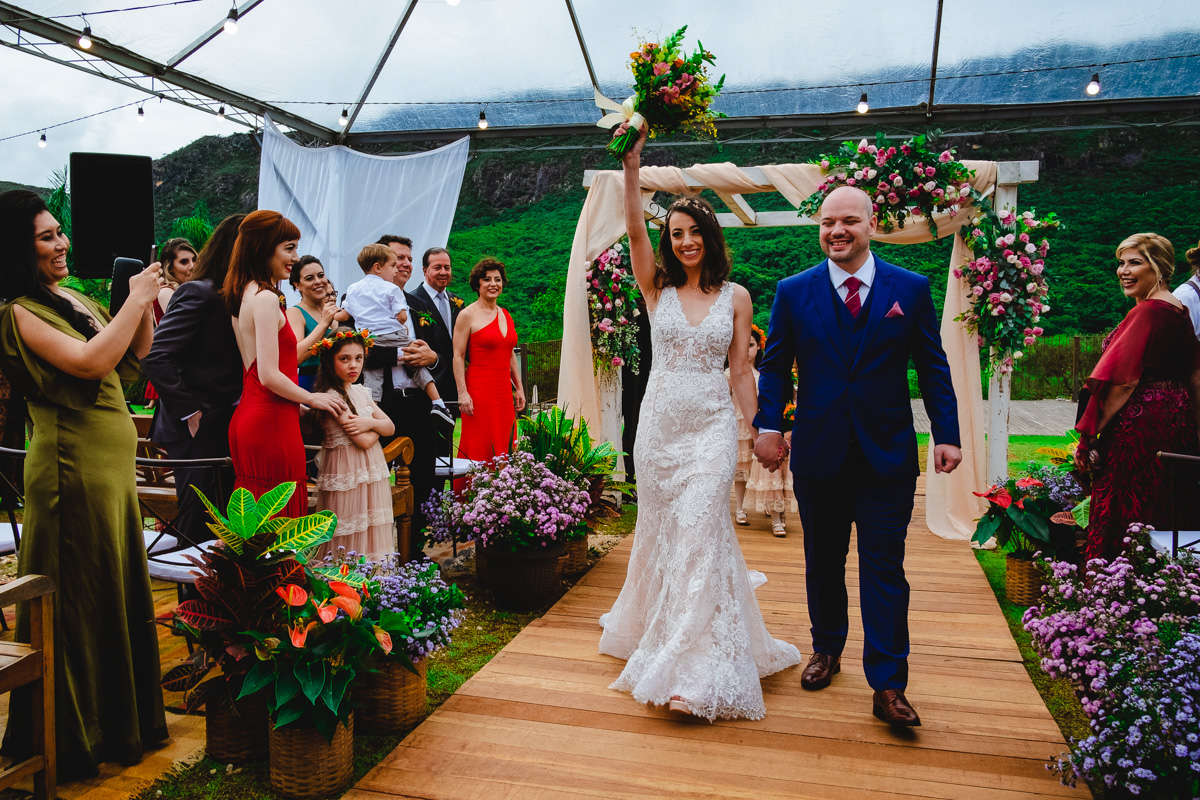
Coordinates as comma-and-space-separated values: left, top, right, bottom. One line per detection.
668, 196, 718, 224
750, 323, 766, 346
308, 328, 375, 358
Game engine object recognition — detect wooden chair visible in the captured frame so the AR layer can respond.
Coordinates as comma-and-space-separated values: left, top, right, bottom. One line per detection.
382, 436, 415, 561
0, 574, 55, 800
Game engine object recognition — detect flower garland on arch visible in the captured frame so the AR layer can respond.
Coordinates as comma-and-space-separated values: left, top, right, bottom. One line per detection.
586, 238, 643, 375
955, 208, 1060, 372
798, 131, 978, 238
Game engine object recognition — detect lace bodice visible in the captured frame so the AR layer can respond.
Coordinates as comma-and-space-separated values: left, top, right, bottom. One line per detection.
648, 283, 734, 375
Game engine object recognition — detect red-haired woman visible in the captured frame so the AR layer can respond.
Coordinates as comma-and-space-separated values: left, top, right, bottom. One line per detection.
222, 211, 347, 517
1075, 233, 1200, 560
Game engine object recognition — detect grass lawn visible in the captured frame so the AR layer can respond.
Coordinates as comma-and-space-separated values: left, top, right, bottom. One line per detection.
916, 433, 1070, 477
972, 549, 1090, 745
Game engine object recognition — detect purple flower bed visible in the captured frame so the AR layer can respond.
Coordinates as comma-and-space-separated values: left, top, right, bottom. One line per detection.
1024, 523, 1200, 796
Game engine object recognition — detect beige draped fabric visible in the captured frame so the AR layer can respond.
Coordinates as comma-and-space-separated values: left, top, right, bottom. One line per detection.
558, 160, 996, 539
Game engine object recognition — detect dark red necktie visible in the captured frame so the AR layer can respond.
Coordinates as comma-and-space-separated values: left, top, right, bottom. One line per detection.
843, 276, 863, 318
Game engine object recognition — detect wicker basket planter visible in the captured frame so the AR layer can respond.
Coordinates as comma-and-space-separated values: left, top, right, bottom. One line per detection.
355, 658, 427, 733
1005, 554, 1043, 606
482, 545, 564, 611
268, 712, 354, 799
205, 688, 267, 764
558, 535, 589, 575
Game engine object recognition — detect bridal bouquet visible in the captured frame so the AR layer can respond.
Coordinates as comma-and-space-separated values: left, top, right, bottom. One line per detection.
599, 25, 725, 158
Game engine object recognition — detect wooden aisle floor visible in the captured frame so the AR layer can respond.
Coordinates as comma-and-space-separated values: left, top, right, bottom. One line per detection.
349, 477, 1089, 800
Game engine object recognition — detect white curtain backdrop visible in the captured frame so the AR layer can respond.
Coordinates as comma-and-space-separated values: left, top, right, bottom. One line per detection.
258, 116, 469, 298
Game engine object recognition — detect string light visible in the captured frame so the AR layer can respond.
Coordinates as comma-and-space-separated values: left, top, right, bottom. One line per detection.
137, 104, 145, 121
478, 108, 488, 129
37, 132, 47, 148
856, 92, 869, 114
77, 19, 93, 49
337, 108, 349, 127
1086, 72, 1101, 96
223, 5, 238, 34
446, 0, 461, 6
217, 104, 225, 117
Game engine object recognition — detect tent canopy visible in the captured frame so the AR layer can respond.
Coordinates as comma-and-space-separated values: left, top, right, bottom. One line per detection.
2, 0, 1198, 144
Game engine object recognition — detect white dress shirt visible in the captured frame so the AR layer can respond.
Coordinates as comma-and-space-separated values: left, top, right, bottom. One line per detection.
827, 252, 876, 307
422, 281, 454, 332
343, 273, 417, 389
1174, 277, 1200, 340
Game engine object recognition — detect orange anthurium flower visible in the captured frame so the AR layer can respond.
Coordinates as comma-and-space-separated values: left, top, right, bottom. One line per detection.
275, 584, 308, 607
330, 595, 363, 620
361, 580, 370, 600
339, 563, 349, 577
289, 620, 317, 649
373, 626, 393, 655
327, 581, 359, 600
314, 600, 338, 624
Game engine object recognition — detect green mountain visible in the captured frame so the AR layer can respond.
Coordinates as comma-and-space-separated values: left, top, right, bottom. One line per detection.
24, 115, 1200, 342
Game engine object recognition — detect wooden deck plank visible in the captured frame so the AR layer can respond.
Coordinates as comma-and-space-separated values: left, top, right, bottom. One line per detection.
351, 481, 1088, 799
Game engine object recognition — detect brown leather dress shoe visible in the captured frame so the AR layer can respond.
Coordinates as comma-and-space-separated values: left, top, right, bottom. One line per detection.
800, 653, 840, 690
872, 689, 921, 726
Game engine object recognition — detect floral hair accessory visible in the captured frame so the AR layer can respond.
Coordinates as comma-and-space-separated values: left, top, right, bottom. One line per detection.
308, 328, 375, 358
749, 323, 766, 347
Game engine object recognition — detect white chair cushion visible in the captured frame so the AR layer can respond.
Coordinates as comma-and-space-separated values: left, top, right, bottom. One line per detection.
0, 522, 17, 556
147, 541, 213, 584
143, 529, 179, 555
434, 456, 479, 479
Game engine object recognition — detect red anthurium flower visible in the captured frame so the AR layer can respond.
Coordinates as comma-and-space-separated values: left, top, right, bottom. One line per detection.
972, 487, 1012, 508
327, 581, 359, 600
339, 563, 349, 577
314, 599, 338, 624
275, 584, 308, 607
289, 620, 317, 649
1015, 477, 1044, 489
330, 595, 363, 620
373, 626, 393, 655
361, 580, 371, 600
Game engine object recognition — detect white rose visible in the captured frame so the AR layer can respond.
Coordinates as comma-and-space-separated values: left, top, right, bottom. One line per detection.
1025, 243, 1036, 253
923, 181, 937, 191
1006, 254, 1019, 264
1013, 350, 1024, 359
866, 168, 877, 179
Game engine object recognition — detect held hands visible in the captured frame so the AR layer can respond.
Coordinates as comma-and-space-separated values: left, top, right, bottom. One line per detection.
932, 444, 963, 474
127, 261, 165, 307
753, 431, 789, 473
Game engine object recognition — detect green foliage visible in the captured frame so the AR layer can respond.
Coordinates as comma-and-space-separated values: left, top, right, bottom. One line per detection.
167, 200, 215, 251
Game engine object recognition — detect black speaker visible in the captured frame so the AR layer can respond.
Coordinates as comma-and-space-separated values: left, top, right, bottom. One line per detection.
69, 152, 154, 279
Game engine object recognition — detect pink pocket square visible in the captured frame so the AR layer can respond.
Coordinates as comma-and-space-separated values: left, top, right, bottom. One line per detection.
885, 301, 904, 318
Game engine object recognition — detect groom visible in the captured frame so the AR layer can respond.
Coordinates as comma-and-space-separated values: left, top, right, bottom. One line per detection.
753, 186, 962, 727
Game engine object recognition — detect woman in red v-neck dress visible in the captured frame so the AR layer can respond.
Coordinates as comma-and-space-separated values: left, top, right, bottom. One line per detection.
222, 211, 348, 517
453, 259, 524, 491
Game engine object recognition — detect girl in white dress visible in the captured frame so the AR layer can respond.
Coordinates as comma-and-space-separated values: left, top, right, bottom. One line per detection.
598, 124, 801, 721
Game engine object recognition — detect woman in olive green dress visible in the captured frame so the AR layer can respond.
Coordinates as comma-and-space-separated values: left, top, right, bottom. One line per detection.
0, 190, 168, 777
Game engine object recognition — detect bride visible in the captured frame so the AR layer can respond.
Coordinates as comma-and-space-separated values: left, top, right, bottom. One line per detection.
598, 124, 802, 720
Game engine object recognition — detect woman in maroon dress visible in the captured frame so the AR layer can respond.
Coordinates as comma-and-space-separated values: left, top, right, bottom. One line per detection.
222, 211, 347, 516
1075, 233, 1200, 560
452, 258, 524, 491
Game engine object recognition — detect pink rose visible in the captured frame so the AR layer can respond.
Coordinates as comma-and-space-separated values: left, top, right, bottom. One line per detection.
938, 150, 952, 163
1030, 263, 1044, 275
1032, 326, 1043, 336
1024, 336, 1035, 346
924, 166, 936, 177
820, 159, 830, 170
612, 356, 624, 366
972, 285, 984, 297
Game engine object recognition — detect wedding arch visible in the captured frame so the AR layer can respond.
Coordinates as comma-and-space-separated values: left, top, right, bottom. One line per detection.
557, 157, 1039, 540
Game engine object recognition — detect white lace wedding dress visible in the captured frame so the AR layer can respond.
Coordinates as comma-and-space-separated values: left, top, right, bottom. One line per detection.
598, 283, 802, 721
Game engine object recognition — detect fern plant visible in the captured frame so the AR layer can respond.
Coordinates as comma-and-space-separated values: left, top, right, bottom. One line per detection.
167, 200, 214, 251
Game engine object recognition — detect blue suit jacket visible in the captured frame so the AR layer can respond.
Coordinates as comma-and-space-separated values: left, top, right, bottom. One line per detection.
753, 257, 960, 480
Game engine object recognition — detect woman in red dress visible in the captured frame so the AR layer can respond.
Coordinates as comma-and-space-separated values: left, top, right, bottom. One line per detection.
222, 211, 347, 517
453, 258, 524, 490
1075, 233, 1200, 560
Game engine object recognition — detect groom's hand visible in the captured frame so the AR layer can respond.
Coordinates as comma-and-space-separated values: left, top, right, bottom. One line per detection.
933, 444, 963, 474
754, 432, 786, 472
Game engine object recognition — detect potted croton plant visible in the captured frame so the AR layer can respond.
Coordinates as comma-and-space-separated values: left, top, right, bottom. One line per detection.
972, 476, 1056, 605
315, 550, 465, 733
159, 482, 337, 764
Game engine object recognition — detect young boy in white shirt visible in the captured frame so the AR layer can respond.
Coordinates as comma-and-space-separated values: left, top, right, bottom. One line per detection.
343, 243, 453, 426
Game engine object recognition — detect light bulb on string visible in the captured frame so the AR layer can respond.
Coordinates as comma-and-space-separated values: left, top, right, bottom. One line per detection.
478, 109, 488, 129
37, 132, 47, 148
223, 6, 238, 35
217, 105, 226, 118
446, 0, 461, 6
338, 108, 349, 127
1086, 73, 1101, 96
137, 105, 145, 122
78, 22, 92, 50
856, 92, 869, 114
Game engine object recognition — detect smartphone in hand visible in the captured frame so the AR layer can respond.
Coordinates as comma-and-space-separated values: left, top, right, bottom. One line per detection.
109, 257, 145, 316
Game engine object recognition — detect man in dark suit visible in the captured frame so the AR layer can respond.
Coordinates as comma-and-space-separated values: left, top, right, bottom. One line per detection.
753, 186, 962, 727
143, 266, 243, 546
364, 239, 458, 529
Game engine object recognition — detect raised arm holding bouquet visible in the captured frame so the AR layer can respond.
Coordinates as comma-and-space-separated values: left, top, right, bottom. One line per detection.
597, 25, 724, 157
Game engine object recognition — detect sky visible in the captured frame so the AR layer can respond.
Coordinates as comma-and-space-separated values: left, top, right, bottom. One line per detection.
1, 0, 1197, 187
